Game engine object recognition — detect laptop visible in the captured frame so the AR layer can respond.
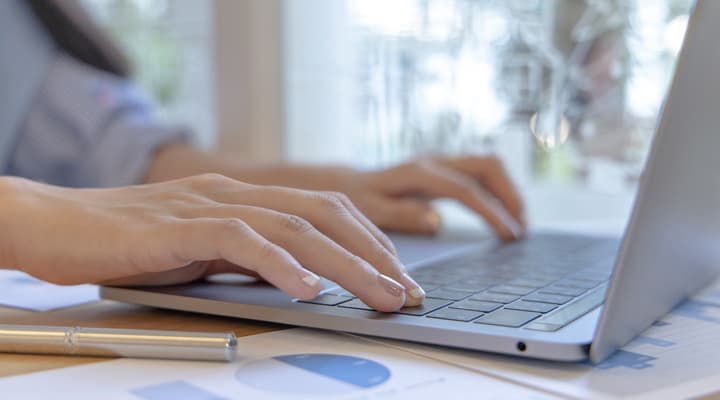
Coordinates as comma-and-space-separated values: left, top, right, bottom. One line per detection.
101, 0, 720, 363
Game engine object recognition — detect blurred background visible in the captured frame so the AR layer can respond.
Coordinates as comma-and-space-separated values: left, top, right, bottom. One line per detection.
80, 0, 694, 232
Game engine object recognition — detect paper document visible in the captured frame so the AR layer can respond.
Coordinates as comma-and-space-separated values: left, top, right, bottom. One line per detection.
367, 280, 720, 400
0, 328, 557, 400
0, 270, 99, 311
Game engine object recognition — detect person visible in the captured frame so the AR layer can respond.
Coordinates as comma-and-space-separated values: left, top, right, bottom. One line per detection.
0, 0, 525, 312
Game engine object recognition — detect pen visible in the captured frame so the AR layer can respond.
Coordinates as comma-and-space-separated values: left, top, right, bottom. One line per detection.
0, 324, 237, 362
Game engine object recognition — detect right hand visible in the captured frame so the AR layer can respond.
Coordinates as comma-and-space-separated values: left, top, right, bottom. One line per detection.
0, 174, 424, 312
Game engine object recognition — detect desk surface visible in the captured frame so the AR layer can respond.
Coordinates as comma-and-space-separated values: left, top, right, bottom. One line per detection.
2, 299, 719, 400
0, 300, 286, 378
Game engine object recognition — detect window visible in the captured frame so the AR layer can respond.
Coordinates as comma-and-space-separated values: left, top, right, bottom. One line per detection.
80, 0, 215, 147
284, 0, 693, 227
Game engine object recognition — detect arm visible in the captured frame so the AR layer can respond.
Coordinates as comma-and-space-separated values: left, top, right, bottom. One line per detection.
0, 174, 424, 312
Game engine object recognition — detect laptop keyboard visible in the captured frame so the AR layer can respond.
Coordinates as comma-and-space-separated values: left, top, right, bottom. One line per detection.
299, 234, 617, 331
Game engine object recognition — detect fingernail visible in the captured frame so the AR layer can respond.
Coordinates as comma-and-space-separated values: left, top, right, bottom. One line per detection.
402, 273, 425, 300
508, 218, 525, 239
494, 206, 524, 239
424, 211, 442, 232
519, 214, 528, 229
377, 274, 405, 297
301, 274, 321, 288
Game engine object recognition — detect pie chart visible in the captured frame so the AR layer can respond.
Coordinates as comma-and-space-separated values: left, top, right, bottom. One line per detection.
235, 353, 391, 396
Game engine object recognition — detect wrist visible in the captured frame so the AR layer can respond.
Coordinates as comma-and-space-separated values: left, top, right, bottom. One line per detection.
0, 177, 26, 270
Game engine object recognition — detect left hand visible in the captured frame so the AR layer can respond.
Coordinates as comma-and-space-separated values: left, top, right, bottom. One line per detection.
147, 146, 526, 241
331, 155, 526, 240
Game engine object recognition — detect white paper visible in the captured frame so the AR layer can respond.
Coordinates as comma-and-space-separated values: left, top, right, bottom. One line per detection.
0, 328, 557, 400
364, 281, 720, 400
0, 270, 99, 311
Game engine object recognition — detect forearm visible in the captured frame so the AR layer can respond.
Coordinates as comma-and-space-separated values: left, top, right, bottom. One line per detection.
0, 177, 17, 270
144, 143, 357, 191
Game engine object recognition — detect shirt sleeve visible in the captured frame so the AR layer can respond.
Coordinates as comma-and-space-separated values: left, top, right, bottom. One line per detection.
6, 53, 192, 188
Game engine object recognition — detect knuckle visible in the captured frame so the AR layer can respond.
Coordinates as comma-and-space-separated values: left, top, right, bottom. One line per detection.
397, 161, 424, 175
484, 155, 504, 171
216, 218, 251, 236
278, 214, 315, 235
410, 160, 431, 173
373, 247, 400, 269
257, 241, 282, 262
313, 193, 348, 215
413, 160, 441, 177
342, 252, 367, 269
454, 182, 476, 199
190, 173, 234, 189
161, 190, 205, 206
325, 191, 351, 205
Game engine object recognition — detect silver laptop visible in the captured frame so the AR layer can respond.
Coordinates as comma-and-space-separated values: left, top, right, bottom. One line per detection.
102, 0, 720, 363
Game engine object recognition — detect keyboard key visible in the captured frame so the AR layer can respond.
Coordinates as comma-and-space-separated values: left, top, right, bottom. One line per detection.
337, 298, 375, 310
412, 274, 458, 285
470, 292, 521, 304
443, 282, 489, 292
488, 285, 536, 296
506, 278, 553, 288
426, 288, 474, 301
505, 301, 557, 313
407, 282, 441, 291
326, 288, 356, 298
427, 308, 484, 322
474, 309, 542, 328
572, 271, 611, 281
523, 293, 573, 305
526, 284, 607, 331
394, 298, 453, 316
450, 300, 502, 313
554, 279, 603, 290
540, 286, 587, 297
299, 295, 353, 306
338, 298, 452, 315
463, 275, 506, 285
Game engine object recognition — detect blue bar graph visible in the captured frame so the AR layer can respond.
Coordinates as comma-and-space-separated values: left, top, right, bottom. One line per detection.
592, 350, 657, 370
634, 335, 675, 347
673, 300, 720, 324
131, 381, 227, 400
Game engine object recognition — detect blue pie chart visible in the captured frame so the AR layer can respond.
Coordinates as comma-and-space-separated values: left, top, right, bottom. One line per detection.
235, 353, 391, 395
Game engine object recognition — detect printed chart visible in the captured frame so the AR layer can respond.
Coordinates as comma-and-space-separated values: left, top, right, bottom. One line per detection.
233, 354, 390, 396
0, 329, 554, 400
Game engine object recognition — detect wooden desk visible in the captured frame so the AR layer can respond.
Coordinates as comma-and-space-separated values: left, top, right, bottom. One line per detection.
0, 300, 286, 378
2, 300, 719, 400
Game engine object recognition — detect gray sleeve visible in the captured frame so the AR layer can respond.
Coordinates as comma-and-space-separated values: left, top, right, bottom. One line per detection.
6, 54, 192, 188
0, 0, 56, 172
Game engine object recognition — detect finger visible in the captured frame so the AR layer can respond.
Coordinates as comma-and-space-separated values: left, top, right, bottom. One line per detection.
331, 192, 399, 256
392, 163, 523, 241
170, 218, 322, 300
237, 207, 408, 311
303, 191, 425, 306
436, 155, 526, 227
187, 204, 412, 310
364, 195, 442, 235
204, 184, 398, 257
203, 187, 424, 306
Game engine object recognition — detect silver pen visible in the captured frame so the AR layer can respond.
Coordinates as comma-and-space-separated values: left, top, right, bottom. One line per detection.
0, 324, 237, 362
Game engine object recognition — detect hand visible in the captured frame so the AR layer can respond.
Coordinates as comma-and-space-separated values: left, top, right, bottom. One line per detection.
0, 175, 426, 311
333, 155, 526, 240
146, 146, 526, 240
